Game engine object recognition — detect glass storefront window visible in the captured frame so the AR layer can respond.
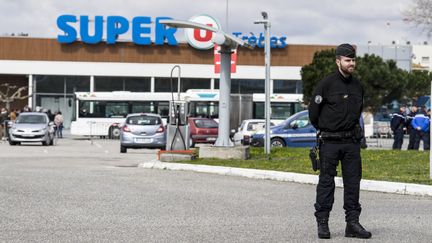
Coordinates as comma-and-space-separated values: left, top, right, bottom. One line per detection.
273, 80, 297, 94
94, 77, 150, 92
180, 78, 210, 92
124, 77, 150, 92
155, 78, 178, 92
35, 75, 89, 93
215, 79, 264, 94
95, 77, 124, 91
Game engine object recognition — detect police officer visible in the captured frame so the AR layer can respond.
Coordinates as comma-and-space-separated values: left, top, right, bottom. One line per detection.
390, 105, 406, 150
308, 44, 372, 239
406, 105, 418, 150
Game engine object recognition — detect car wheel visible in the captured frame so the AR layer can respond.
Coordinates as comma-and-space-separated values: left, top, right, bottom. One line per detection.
42, 141, 48, 146
120, 145, 127, 153
49, 137, 54, 146
9, 140, 17, 146
110, 127, 121, 139
271, 138, 286, 147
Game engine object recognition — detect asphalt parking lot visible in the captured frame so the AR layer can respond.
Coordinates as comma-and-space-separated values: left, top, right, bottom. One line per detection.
0, 134, 431, 242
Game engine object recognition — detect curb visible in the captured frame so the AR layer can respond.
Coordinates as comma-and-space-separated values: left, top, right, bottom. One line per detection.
140, 161, 432, 197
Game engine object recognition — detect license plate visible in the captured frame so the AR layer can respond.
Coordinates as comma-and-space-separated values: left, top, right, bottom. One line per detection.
206, 137, 216, 141
135, 138, 152, 143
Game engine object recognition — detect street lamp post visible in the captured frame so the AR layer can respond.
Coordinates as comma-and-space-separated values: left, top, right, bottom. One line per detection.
254, 12, 271, 155
159, 20, 250, 147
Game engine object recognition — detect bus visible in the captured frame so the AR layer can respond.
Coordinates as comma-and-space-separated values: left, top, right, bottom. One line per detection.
70, 90, 304, 137
182, 90, 304, 128
71, 91, 172, 138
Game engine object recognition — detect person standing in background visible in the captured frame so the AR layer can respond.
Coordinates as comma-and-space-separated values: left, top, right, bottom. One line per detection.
54, 111, 64, 138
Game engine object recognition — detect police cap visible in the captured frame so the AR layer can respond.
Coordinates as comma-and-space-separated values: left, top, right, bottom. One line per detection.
335, 43, 356, 58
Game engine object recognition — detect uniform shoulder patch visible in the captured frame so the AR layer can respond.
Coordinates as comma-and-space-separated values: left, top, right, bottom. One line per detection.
314, 95, 323, 104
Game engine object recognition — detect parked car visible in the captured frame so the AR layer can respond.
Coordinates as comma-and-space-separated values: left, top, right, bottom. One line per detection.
119, 113, 166, 153
232, 119, 275, 145
8, 112, 55, 146
188, 117, 218, 147
251, 110, 317, 147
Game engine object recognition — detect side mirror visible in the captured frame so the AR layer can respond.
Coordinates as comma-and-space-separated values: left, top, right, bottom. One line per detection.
49, 121, 55, 126
291, 123, 298, 130
7, 121, 14, 128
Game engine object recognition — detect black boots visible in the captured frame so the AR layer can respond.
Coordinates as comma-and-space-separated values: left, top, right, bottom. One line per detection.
345, 221, 372, 239
317, 218, 331, 239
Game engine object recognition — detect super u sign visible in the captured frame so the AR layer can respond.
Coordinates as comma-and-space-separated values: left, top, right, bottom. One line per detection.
185, 15, 237, 73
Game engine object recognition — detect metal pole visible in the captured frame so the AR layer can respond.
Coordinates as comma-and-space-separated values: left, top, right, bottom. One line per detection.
430, 80, 432, 179
264, 19, 271, 155
214, 45, 234, 147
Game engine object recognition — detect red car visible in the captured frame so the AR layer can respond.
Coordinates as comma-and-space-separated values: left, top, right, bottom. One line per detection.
188, 118, 218, 147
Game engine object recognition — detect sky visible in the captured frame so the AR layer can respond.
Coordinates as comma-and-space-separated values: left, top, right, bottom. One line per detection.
0, 0, 429, 46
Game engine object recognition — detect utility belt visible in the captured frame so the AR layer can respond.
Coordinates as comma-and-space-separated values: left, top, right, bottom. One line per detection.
321, 130, 355, 139
320, 124, 363, 142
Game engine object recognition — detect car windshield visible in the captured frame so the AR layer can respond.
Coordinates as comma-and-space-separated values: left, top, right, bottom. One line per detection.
126, 115, 161, 125
16, 115, 47, 124
194, 119, 218, 128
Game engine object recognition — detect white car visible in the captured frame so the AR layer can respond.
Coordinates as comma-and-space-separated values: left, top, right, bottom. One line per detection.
232, 119, 275, 145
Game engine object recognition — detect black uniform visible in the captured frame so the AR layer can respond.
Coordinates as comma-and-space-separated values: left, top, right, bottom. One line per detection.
406, 111, 417, 150
308, 70, 364, 223
390, 111, 406, 150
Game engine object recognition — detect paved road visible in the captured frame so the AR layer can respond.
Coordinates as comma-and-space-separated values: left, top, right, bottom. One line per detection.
0, 138, 431, 242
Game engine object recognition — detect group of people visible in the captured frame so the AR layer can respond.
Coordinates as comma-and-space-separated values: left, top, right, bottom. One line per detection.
0, 106, 64, 140
391, 105, 430, 150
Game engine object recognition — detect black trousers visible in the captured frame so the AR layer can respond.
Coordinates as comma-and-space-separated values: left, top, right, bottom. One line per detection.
315, 142, 362, 222
407, 128, 416, 150
392, 129, 404, 150
413, 130, 430, 150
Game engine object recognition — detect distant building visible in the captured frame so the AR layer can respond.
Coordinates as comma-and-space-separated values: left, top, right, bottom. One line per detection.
411, 43, 432, 71
356, 44, 412, 71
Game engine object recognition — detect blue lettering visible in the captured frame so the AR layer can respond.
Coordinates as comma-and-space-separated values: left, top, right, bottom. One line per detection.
248, 36, 257, 46
155, 17, 177, 45
57, 15, 77, 43
257, 33, 265, 48
270, 36, 278, 48
279, 36, 287, 48
80, 16, 103, 44
132, 17, 152, 45
107, 16, 129, 44
232, 32, 242, 38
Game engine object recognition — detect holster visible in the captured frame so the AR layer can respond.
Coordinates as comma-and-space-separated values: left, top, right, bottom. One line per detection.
309, 133, 321, 171
353, 124, 363, 142
309, 146, 320, 171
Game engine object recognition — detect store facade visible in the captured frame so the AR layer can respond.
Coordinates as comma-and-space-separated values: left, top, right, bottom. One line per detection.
0, 36, 334, 128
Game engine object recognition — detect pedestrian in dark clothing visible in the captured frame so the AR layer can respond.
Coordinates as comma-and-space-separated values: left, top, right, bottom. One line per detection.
308, 44, 371, 239
406, 106, 418, 150
412, 110, 430, 150
390, 105, 406, 150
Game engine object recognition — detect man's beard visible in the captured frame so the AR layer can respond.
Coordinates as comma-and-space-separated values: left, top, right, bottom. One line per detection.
340, 64, 354, 76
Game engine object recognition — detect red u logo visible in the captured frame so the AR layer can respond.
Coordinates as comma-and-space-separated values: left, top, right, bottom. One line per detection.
193, 24, 213, 42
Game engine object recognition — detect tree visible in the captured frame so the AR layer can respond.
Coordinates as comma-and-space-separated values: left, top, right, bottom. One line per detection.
404, 70, 432, 100
403, 0, 432, 37
301, 51, 409, 112
355, 54, 408, 110
0, 83, 29, 110
301, 49, 336, 103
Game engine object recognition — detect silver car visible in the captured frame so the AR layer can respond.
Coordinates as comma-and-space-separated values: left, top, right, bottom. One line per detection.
8, 112, 55, 146
120, 113, 166, 153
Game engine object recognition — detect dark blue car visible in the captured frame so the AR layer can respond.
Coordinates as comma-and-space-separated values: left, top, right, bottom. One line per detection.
251, 110, 317, 147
